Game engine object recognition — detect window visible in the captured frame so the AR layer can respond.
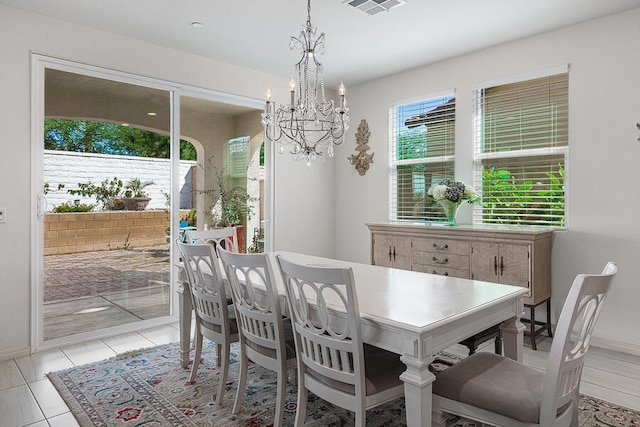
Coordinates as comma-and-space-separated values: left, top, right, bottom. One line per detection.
390, 94, 456, 222
473, 68, 568, 227
226, 136, 250, 177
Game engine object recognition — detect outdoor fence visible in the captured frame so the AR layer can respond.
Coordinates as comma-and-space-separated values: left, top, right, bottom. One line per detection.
44, 150, 196, 211
44, 210, 170, 255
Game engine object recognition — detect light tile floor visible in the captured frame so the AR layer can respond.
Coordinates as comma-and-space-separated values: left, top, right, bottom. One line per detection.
0, 323, 180, 427
1, 325, 639, 426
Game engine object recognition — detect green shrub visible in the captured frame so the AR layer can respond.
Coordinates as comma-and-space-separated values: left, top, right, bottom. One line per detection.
53, 202, 95, 213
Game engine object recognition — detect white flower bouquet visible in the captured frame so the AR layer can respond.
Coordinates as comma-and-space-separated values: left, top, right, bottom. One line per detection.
427, 178, 479, 205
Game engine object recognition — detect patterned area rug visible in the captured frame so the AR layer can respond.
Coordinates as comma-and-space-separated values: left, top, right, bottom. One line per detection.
48, 342, 640, 426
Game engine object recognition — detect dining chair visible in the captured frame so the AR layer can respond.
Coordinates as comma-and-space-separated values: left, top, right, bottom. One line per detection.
217, 248, 297, 427
184, 227, 239, 252
276, 255, 406, 427
432, 261, 618, 427
176, 240, 239, 404
182, 228, 237, 345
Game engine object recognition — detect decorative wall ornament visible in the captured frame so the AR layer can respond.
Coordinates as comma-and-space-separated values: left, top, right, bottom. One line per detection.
348, 119, 374, 176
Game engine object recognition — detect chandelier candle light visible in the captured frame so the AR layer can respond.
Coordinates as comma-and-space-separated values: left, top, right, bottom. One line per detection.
262, 0, 350, 166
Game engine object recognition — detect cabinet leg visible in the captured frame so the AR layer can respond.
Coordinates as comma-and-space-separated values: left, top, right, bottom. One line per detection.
523, 298, 553, 351
546, 299, 554, 337
529, 304, 537, 350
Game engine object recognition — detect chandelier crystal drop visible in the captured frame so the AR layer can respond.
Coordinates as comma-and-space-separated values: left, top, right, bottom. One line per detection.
262, 0, 349, 166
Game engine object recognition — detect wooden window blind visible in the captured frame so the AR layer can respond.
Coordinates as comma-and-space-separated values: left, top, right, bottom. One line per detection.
473, 69, 568, 227
389, 94, 456, 222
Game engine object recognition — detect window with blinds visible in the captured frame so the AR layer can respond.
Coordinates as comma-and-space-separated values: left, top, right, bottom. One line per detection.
226, 136, 250, 178
389, 95, 456, 222
473, 70, 568, 227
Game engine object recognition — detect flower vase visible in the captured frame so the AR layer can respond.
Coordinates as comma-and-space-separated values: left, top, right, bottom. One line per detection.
438, 199, 461, 226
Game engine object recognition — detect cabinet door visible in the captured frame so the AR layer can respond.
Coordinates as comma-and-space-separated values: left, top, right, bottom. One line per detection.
471, 241, 530, 289
371, 234, 411, 270
392, 236, 412, 270
470, 241, 499, 282
498, 243, 530, 288
372, 234, 394, 267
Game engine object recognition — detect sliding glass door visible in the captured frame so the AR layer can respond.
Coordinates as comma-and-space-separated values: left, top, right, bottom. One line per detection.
33, 57, 178, 348
32, 55, 267, 350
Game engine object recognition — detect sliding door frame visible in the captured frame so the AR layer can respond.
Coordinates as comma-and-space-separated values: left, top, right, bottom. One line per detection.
30, 54, 271, 351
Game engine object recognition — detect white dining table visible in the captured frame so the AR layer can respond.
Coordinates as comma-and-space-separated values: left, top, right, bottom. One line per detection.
176, 251, 527, 427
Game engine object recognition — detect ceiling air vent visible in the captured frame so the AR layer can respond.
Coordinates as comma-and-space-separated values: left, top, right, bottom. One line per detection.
344, 0, 406, 15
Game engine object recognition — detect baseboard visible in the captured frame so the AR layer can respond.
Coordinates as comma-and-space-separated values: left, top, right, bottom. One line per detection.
0, 346, 31, 362
590, 335, 640, 357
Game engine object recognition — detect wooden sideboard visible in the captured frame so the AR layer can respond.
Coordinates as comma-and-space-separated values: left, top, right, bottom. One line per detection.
367, 222, 554, 349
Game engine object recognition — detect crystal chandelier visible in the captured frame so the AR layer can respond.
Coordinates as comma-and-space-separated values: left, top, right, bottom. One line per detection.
262, 0, 349, 166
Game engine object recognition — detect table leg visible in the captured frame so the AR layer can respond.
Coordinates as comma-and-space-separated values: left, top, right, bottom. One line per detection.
500, 297, 525, 362
399, 337, 437, 427
177, 282, 193, 369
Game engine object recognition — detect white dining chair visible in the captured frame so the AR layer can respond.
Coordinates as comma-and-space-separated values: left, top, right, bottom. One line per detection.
432, 261, 618, 427
276, 255, 406, 427
217, 248, 297, 427
184, 227, 239, 253
176, 240, 239, 404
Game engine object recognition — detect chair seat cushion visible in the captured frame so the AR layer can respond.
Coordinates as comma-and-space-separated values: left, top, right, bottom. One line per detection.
245, 317, 296, 361
308, 344, 404, 396
433, 352, 544, 423
200, 305, 238, 335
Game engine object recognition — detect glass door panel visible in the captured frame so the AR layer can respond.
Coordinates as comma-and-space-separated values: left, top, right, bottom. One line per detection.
42, 68, 172, 341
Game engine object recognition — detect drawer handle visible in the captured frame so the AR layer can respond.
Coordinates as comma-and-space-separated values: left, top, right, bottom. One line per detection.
433, 270, 449, 276
432, 256, 449, 265
500, 256, 504, 275
433, 243, 449, 250
494, 256, 498, 275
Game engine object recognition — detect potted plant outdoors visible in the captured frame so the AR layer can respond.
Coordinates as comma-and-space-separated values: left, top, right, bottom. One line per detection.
121, 178, 154, 211
205, 167, 255, 228
68, 177, 123, 211
200, 165, 255, 252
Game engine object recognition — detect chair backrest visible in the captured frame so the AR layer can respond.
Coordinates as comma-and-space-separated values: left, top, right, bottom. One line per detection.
276, 255, 366, 398
177, 240, 233, 341
540, 262, 617, 425
217, 248, 287, 366
185, 227, 239, 253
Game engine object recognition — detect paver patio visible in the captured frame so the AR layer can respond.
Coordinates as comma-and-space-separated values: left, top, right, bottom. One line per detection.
43, 245, 172, 339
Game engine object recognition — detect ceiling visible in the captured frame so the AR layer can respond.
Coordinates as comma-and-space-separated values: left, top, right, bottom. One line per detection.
4, 0, 639, 89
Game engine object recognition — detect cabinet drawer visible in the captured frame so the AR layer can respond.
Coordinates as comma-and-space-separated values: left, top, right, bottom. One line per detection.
413, 264, 470, 279
413, 237, 470, 255
413, 251, 470, 270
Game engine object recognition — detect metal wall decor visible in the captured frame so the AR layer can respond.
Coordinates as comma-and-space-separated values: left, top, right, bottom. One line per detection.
348, 119, 374, 176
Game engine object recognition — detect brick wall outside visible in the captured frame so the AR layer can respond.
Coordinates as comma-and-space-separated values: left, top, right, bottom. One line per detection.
44, 211, 170, 255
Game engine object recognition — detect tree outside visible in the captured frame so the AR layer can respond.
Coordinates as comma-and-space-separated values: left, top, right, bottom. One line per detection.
44, 118, 196, 160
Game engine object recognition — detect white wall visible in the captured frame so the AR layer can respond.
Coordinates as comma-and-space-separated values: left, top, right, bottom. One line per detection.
44, 151, 196, 210
0, 5, 335, 357
335, 8, 640, 353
